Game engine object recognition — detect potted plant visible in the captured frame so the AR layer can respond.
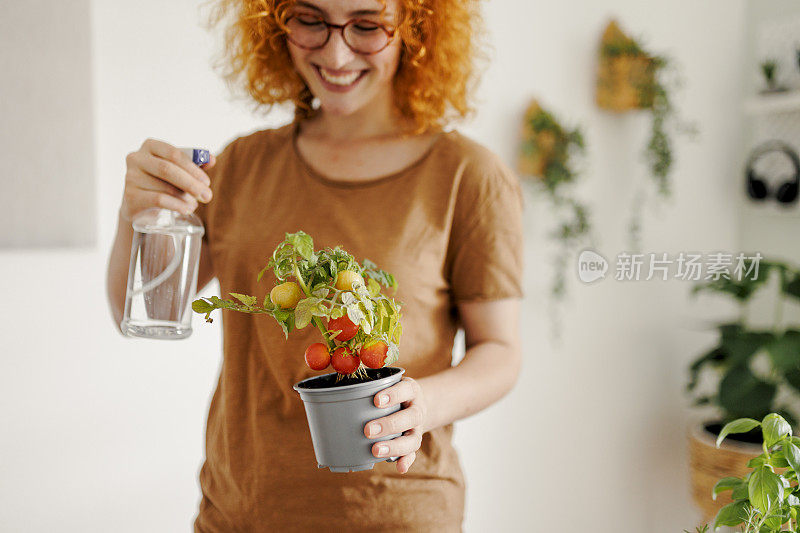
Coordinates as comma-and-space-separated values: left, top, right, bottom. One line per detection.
759, 58, 786, 94
518, 98, 591, 342
191, 230, 406, 472
596, 19, 697, 251
686, 257, 800, 523
693, 413, 800, 531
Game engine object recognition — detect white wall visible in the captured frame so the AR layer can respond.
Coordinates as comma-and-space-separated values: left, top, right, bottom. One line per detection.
0, 1, 96, 248
0, 1, 754, 531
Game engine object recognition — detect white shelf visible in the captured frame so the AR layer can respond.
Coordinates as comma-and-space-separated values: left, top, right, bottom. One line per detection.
744, 89, 800, 115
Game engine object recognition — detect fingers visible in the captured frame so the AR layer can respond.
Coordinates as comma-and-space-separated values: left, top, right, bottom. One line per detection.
373, 377, 420, 408
121, 139, 217, 223
396, 452, 416, 474
371, 427, 422, 459
202, 154, 217, 168
142, 138, 213, 186
131, 147, 212, 204
124, 167, 198, 214
364, 402, 424, 438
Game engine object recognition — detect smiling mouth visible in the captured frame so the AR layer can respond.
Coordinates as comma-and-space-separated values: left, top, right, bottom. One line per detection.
313, 64, 368, 88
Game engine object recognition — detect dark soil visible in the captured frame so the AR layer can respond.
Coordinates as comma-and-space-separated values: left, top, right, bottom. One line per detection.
297, 367, 401, 390
706, 421, 763, 445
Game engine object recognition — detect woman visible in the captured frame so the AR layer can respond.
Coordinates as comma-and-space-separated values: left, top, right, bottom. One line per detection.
107, 0, 525, 530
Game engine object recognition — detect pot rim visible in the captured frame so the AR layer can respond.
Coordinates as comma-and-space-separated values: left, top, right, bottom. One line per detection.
293, 366, 405, 395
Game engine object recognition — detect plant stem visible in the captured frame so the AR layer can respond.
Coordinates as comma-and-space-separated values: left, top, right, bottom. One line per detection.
292, 257, 335, 352
775, 267, 785, 335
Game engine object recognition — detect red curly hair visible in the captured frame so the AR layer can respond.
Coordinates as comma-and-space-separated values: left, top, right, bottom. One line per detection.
201, 0, 485, 133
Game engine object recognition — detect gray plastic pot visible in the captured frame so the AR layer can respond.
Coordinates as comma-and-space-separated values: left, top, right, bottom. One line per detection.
293, 367, 405, 472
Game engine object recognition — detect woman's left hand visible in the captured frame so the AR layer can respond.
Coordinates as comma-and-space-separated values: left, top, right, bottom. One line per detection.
364, 376, 427, 474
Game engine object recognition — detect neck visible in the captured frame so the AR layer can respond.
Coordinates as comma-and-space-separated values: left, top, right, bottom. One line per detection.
304, 90, 409, 142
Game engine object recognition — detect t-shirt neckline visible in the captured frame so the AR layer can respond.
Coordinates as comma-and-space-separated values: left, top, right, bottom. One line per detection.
290, 120, 446, 189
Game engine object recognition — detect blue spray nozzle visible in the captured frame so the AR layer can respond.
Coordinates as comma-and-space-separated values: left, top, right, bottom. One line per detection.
179, 147, 211, 166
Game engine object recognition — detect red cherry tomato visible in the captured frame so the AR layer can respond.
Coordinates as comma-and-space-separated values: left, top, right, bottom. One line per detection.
327, 315, 359, 342
331, 345, 360, 374
358, 339, 388, 369
304, 342, 331, 371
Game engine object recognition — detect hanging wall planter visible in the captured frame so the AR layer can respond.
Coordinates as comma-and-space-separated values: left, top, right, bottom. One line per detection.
596, 21, 657, 112
595, 19, 697, 251
518, 99, 592, 342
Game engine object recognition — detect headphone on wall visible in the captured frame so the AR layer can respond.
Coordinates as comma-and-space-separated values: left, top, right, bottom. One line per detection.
745, 140, 800, 204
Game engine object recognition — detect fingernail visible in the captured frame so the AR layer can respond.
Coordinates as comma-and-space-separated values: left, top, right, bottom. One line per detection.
376, 445, 388, 456
378, 394, 389, 406
368, 423, 381, 437
201, 190, 212, 202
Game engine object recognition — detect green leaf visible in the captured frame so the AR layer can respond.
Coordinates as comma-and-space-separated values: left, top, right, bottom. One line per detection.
713, 500, 749, 528
229, 293, 257, 307
770, 455, 790, 468
732, 482, 749, 500
192, 299, 214, 313
346, 304, 364, 326
767, 330, 800, 373
386, 342, 399, 365
784, 367, 800, 394
784, 441, 800, 474
721, 329, 772, 366
747, 455, 766, 468
783, 271, 800, 301
294, 297, 322, 329
366, 278, 381, 298
712, 477, 744, 500
763, 413, 792, 448
718, 365, 777, 421
692, 259, 772, 302
276, 311, 294, 340
749, 464, 784, 514
288, 231, 314, 261
257, 264, 271, 283
273, 307, 293, 322
717, 417, 761, 447
762, 512, 788, 530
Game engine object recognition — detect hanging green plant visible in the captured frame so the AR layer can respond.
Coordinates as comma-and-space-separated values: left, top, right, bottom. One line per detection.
518, 99, 592, 317
596, 19, 697, 250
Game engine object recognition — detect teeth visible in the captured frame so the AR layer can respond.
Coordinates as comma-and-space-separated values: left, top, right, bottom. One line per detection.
318, 67, 361, 86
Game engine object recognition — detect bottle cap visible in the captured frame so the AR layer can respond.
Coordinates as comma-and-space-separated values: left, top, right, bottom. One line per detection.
179, 147, 210, 166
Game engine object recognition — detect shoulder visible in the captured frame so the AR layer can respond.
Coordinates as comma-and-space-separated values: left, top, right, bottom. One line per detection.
216, 122, 295, 162
437, 129, 523, 205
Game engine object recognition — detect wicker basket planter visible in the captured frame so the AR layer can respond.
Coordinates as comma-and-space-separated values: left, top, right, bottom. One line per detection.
688, 421, 763, 526
596, 53, 655, 111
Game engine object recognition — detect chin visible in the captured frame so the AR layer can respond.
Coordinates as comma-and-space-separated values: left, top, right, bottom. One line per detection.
318, 100, 366, 116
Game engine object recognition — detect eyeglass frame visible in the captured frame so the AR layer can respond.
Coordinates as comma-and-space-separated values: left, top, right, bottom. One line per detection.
283, 13, 398, 55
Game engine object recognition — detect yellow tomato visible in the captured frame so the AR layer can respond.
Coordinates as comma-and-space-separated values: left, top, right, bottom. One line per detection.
335, 270, 364, 291
270, 281, 304, 309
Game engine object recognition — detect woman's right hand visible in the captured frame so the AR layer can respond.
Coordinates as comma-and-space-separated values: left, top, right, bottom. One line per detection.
120, 138, 215, 223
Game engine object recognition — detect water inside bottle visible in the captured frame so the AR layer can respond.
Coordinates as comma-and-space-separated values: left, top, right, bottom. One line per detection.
121, 222, 202, 340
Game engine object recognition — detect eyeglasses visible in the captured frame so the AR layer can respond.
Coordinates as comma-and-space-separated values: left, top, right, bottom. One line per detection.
284, 12, 397, 55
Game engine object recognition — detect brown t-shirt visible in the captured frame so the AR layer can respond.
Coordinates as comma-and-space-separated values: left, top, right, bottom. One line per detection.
193, 120, 525, 532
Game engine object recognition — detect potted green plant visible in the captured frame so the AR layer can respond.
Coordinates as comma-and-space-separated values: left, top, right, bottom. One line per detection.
191, 231, 406, 472
698, 412, 800, 531
759, 58, 781, 93
686, 257, 800, 523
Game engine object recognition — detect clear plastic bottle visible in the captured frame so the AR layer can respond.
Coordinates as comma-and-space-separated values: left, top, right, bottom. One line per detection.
120, 148, 209, 339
